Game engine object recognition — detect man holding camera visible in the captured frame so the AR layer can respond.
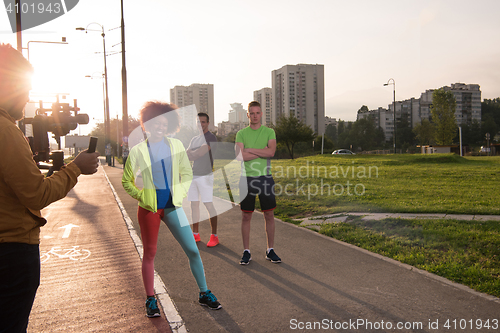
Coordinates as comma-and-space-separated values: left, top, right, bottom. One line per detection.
0, 44, 99, 332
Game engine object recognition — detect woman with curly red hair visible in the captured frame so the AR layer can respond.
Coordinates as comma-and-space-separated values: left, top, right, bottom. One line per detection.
122, 101, 221, 317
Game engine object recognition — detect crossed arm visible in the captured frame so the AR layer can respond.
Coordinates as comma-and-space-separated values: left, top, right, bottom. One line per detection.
235, 139, 276, 162
186, 143, 210, 161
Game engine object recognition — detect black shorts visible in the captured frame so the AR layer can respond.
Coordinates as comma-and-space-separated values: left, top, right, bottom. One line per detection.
239, 175, 276, 212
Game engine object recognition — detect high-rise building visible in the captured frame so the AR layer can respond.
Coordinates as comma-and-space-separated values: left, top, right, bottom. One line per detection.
272, 64, 325, 134
253, 88, 272, 126
228, 103, 247, 123
357, 107, 391, 140
324, 116, 337, 128
396, 83, 482, 126
170, 84, 215, 131
436, 83, 481, 124
217, 120, 247, 136
360, 83, 482, 143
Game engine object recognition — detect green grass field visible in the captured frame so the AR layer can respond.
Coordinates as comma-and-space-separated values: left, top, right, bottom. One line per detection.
215, 154, 500, 297
271, 154, 500, 218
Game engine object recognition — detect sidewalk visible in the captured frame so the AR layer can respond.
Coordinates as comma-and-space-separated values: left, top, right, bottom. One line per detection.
101, 162, 500, 333
29, 160, 500, 333
28, 166, 172, 333
298, 212, 500, 229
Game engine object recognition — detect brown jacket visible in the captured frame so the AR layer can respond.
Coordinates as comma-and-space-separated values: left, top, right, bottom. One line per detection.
0, 107, 81, 244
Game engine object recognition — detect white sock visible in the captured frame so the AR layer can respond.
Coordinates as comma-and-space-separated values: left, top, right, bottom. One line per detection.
267, 248, 273, 254
244, 249, 250, 253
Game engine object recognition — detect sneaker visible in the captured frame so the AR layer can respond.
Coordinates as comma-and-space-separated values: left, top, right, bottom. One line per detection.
145, 296, 161, 318
193, 233, 201, 242
240, 250, 251, 265
266, 249, 282, 263
207, 234, 219, 247
199, 290, 222, 310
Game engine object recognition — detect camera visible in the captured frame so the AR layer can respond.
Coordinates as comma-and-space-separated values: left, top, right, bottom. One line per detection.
23, 95, 89, 175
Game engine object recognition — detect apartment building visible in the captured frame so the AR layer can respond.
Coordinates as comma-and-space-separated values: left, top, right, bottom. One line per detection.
228, 103, 247, 123
217, 121, 247, 136
253, 88, 273, 126
403, 83, 482, 126
324, 116, 337, 128
272, 64, 325, 134
170, 83, 215, 131
357, 107, 392, 140
359, 83, 482, 142
434, 83, 481, 124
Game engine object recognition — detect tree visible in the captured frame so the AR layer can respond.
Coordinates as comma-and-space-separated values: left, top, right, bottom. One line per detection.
271, 115, 315, 159
431, 88, 457, 145
336, 120, 353, 149
375, 126, 386, 149
337, 120, 347, 137
348, 118, 378, 151
89, 116, 140, 155
460, 119, 482, 146
223, 131, 237, 143
413, 118, 434, 145
482, 98, 500, 129
480, 98, 500, 143
325, 123, 337, 144
357, 105, 369, 114
313, 135, 334, 153
175, 126, 199, 149
396, 114, 416, 148
481, 115, 498, 143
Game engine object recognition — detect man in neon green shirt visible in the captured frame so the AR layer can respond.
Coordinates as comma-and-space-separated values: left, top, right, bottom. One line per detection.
235, 101, 281, 265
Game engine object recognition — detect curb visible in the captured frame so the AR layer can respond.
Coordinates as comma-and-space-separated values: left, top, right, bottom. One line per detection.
102, 168, 188, 333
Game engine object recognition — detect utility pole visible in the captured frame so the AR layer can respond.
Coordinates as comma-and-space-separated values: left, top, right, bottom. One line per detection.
16, 0, 22, 51
121, 0, 129, 164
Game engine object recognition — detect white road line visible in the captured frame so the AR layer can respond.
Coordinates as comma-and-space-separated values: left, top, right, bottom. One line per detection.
102, 168, 188, 333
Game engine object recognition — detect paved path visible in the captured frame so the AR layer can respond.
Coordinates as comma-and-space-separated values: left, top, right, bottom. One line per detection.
28, 166, 172, 333
101, 163, 499, 333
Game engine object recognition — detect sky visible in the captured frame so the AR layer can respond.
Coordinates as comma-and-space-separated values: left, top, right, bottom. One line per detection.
1, 0, 500, 136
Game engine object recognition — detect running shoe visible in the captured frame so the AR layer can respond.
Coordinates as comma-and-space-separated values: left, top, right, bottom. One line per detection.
199, 290, 222, 310
193, 233, 201, 242
240, 250, 251, 265
145, 296, 161, 317
266, 249, 282, 263
207, 234, 219, 247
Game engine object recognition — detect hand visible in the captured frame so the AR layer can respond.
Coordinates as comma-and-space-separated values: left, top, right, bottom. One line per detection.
72, 150, 100, 175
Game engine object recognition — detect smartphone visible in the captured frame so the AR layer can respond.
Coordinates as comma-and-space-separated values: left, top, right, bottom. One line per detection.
88, 137, 98, 153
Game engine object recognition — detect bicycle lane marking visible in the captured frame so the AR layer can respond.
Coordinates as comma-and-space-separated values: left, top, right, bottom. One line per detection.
40, 245, 91, 263
39, 219, 91, 264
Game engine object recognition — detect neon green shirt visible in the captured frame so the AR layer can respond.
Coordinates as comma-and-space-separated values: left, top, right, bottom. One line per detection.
235, 125, 276, 177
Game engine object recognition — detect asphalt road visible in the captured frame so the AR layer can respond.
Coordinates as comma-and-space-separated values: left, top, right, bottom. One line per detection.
104, 164, 500, 333
29, 167, 172, 333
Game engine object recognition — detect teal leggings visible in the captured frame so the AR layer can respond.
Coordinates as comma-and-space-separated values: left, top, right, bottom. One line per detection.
138, 206, 207, 295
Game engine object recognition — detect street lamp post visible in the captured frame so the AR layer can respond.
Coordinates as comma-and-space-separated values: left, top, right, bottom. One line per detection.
85, 73, 106, 145
384, 78, 396, 153
76, 23, 111, 165
27, 38, 68, 61
121, 0, 129, 165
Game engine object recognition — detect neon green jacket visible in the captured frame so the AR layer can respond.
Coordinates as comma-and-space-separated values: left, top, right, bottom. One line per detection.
122, 137, 193, 212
